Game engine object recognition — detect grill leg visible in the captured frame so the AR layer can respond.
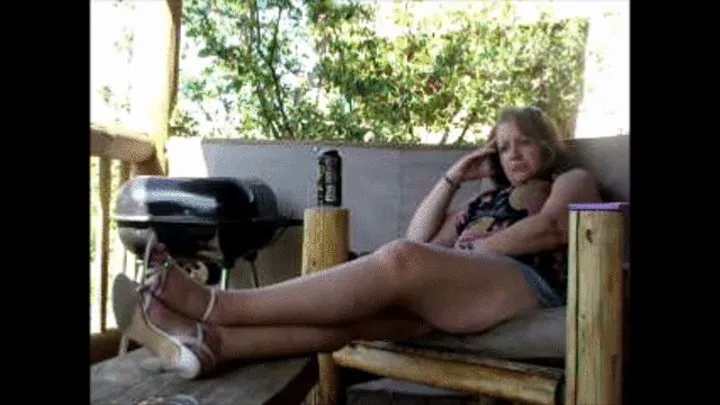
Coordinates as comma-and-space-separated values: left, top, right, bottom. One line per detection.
250, 263, 260, 288
221, 267, 230, 290
118, 334, 130, 355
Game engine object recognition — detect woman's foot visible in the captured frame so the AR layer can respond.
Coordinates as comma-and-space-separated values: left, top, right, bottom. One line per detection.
143, 244, 219, 324
113, 274, 221, 379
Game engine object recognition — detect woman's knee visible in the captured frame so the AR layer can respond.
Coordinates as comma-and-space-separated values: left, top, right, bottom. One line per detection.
374, 239, 425, 283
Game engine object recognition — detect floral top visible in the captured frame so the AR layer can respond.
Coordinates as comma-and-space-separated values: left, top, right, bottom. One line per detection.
454, 178, 568, 302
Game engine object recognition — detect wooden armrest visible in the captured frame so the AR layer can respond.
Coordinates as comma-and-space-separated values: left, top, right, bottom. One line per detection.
333, 342, 562, 405
565, 202, 627, 405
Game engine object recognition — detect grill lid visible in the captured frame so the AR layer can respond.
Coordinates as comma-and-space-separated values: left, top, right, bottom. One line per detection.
113, 176, 279, 226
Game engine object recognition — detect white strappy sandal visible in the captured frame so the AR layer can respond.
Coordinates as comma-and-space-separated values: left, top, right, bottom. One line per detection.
112, 273, 218, 379
140, 233, 219, 324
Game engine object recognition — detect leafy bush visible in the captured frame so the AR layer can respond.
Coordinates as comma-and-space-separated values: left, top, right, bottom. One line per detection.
172, 0, 589, 144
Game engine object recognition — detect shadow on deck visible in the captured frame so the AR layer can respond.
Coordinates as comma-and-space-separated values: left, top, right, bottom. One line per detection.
90, 348, 318, 405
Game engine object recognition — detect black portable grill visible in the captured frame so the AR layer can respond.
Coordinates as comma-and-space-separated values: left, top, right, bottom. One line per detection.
113, 176, 302, 287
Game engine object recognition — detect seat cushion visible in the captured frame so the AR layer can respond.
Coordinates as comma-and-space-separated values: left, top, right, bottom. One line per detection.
400, 307, 566, 359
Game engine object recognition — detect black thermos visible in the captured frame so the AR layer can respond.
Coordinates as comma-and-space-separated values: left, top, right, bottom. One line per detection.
317, 148, 342, 207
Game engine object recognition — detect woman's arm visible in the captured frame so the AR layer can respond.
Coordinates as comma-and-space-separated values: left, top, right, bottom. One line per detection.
408, 180, 495, 247
405, 174, 461, 244
470, 168, 602, 255
407, 143, 498, 245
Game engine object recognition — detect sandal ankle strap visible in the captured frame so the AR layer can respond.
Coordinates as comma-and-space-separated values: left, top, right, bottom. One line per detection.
201, 288, 217, 323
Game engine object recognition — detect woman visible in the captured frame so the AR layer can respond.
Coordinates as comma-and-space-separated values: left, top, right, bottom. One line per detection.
112, 106, 603, 379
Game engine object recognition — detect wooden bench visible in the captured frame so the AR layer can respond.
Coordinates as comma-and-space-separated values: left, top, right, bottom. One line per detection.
323, 135, 631, 405
90, 348, 318, 405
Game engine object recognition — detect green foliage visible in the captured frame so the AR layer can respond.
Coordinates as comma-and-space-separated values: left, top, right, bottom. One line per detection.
172, 0, 589, 144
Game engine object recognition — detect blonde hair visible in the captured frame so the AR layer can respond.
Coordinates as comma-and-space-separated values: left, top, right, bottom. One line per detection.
488, 106, 576, 185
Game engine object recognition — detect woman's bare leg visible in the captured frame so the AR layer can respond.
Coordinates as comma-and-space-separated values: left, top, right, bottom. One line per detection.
154, 240, 542, 334
216, 312, 432, 361
145, 293, 431, 363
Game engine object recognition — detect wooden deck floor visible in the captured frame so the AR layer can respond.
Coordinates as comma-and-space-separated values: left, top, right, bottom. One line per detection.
90, 348, 317, 405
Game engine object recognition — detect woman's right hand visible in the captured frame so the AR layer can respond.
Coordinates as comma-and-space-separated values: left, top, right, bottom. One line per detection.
446, 139, 498, 183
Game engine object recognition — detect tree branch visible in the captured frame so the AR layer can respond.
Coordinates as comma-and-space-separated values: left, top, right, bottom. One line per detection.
265, 7, 295, 139
244, 4, 280, 139
455, 115, 473, 144
248, 0, 293, 139
439, 101, 462, 145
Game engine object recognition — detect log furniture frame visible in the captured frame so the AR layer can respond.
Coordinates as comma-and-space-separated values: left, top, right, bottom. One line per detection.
303, 136, 630, 405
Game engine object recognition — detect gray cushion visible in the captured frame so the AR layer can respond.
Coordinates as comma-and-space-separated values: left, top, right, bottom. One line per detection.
402, 307, 566, 359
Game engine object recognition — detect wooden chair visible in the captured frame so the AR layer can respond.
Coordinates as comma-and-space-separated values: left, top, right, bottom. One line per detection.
310, 136, 630, 405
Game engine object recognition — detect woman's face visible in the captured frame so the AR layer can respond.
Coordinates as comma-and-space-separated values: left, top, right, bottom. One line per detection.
495, 120, 545, 185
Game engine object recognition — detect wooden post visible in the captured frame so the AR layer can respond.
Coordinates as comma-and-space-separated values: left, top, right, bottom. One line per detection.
134, 0, 182, 176
301, 207, 350, 405
565, 202, 628, 405
117, 0, 182, 356
98, 158, 112, 332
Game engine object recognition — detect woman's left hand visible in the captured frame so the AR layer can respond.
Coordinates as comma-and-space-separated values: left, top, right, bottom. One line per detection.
454, 228, 485, 251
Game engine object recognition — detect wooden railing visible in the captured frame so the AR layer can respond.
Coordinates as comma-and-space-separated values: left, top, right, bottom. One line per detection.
90, 125, 160, 334
91, 124, 156, 164
90, 0, 181, 364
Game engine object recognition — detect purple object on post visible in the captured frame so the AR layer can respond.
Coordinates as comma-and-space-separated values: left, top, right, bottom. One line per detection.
568, 202, 629, 212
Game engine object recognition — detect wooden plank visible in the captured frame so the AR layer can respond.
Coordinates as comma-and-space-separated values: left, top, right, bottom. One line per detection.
90, 124, 155, 163
91, 348, 317, 405
98, 158, 112, 331
333, 343, 561, 405
564, 210, 579, 405
115, 161, 135, 285
355, 341, 563, 378
348, 378, 481, 405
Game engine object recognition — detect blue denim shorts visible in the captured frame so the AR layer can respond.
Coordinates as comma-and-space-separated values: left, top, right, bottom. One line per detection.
506, 257, 563, 308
